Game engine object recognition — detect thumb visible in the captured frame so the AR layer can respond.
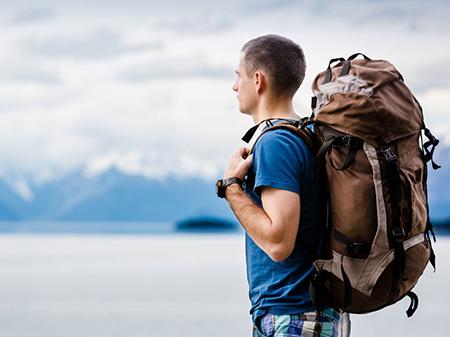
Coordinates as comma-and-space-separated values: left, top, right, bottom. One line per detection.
239, 147, 250, 158
243, 153, 253, 167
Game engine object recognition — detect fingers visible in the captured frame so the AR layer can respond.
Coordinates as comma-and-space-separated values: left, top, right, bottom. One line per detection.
224, 149, 253, 180
244, 154, 253, 165
243, 154, 253, 169
238, 147, 251, 159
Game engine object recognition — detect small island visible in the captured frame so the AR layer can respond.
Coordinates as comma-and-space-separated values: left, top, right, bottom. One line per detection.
176, 216, 239, 233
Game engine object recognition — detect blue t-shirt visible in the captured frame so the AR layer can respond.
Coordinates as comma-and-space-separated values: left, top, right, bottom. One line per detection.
243, 120, 325, 322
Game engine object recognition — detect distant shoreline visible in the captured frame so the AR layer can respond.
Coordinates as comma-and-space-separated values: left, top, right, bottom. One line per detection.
0, 220, 448, 235
0, 221, 242, 235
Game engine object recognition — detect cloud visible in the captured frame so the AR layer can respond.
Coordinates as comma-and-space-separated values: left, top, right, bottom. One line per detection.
281, 0, 450, 34
0, 82, 74, 113
0, 0, 449, 184
13, 177, 33, 201
240, 0, 298, 13
154, 14, 234, 34
408, 59, 450, 93
83, 150, 220, 180
0, 64, 61, 85
8, 7, 55, 24
417, 87, 450, 145
22, 29, 164, 60
117, 55, 232, 81
0, 75, 248, 184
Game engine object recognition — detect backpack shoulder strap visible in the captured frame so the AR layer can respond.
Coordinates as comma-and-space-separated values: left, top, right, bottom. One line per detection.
249, 121, 318, 154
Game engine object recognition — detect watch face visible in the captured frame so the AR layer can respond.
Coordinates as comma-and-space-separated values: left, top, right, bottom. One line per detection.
216, 179, 224, 198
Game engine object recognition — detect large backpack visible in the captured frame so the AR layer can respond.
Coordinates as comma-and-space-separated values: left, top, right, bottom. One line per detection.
311, 52, 441, 317
242, 53, 440, 317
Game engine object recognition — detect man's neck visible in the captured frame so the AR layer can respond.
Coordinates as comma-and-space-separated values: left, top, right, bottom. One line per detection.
251, 97, 299, 124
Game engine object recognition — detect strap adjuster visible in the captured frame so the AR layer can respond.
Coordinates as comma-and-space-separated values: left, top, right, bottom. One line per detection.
341, 135, 351, 146
392, 228, 405, 243
348, 242, 369, 256
381, 147, 397, 162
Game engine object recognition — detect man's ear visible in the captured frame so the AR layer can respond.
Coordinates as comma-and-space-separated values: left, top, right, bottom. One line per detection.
254, 71, 266, 94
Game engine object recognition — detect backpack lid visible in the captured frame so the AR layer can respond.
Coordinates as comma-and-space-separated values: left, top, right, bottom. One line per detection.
312, 57, 424, 145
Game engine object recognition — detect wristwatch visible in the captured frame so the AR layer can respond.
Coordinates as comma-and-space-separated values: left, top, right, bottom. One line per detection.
216, 177, 243, 198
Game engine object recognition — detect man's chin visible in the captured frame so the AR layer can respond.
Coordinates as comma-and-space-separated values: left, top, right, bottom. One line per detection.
238, 108, 250, 115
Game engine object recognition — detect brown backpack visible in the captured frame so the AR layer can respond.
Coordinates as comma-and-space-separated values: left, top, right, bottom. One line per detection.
308, 53, 440, 317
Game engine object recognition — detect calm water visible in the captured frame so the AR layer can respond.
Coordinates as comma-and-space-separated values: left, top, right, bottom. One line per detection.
0, 233, 448, 337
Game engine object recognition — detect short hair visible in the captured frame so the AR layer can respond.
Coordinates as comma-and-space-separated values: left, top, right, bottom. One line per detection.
241, 34, 306, 97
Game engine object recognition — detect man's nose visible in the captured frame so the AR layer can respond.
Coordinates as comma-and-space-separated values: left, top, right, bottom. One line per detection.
232, 81, 238, 92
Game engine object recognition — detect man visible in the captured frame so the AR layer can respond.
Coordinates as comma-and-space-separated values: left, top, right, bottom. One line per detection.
217, 35, 351, 336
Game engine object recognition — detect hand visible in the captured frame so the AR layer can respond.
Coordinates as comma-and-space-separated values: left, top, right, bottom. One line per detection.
223, 147, 253, 180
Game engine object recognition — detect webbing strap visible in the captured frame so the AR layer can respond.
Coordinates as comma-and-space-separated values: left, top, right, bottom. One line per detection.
335, 147, 357, 170
316, 135, 363, 173
381, 146, 406, 299
423, 128, 441, 170
420, 131, 438, 271
241, 117, 309, 145
341, 247, 352, 311
323, 57, 345, 84
421, 127, 440, 271
247, 120, 317, 155
335, 231, 370, 258
241, 118, 273, 143
309, 270, 333, 311
339, 53, 372, 77
405, 291, 419, 318
425, 230, 436, 272
334, 230, 353, 246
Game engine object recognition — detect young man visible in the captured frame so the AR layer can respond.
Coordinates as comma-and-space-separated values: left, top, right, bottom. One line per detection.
217, 35, 351, 336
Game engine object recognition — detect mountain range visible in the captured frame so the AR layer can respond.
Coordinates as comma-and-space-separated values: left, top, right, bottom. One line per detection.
0, 144, 448, 231
0, 169, 234, 224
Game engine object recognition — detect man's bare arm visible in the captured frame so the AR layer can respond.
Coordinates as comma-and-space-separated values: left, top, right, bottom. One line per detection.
222, 146, 301, 261
225, 184, 300, 262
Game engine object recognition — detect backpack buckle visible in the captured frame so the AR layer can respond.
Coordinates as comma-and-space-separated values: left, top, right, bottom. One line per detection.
381, 147, 397, 162
341, 135, 352, 146
348, 242, 370, 257
392, 228, 406, 243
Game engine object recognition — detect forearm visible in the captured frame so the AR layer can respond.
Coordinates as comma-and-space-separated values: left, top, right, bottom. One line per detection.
225, 184, 283, 259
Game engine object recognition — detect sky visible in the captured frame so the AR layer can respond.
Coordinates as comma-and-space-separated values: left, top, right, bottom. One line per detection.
0, 0, 449, 196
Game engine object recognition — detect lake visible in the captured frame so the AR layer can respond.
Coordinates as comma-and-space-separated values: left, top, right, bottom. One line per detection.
0, 233, 447, 337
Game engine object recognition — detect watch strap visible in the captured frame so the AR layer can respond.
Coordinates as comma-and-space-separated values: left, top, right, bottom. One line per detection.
216, 177, 243, 198
223, 177, 243, 188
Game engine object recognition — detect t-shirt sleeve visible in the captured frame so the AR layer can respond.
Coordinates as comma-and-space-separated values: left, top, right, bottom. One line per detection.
253, 129, 307, 196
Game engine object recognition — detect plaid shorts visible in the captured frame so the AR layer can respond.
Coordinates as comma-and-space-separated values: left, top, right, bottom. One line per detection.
252, 308, 351, 337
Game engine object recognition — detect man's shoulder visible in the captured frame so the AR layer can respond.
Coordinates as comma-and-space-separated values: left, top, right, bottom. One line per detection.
255, 127, 311, 155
